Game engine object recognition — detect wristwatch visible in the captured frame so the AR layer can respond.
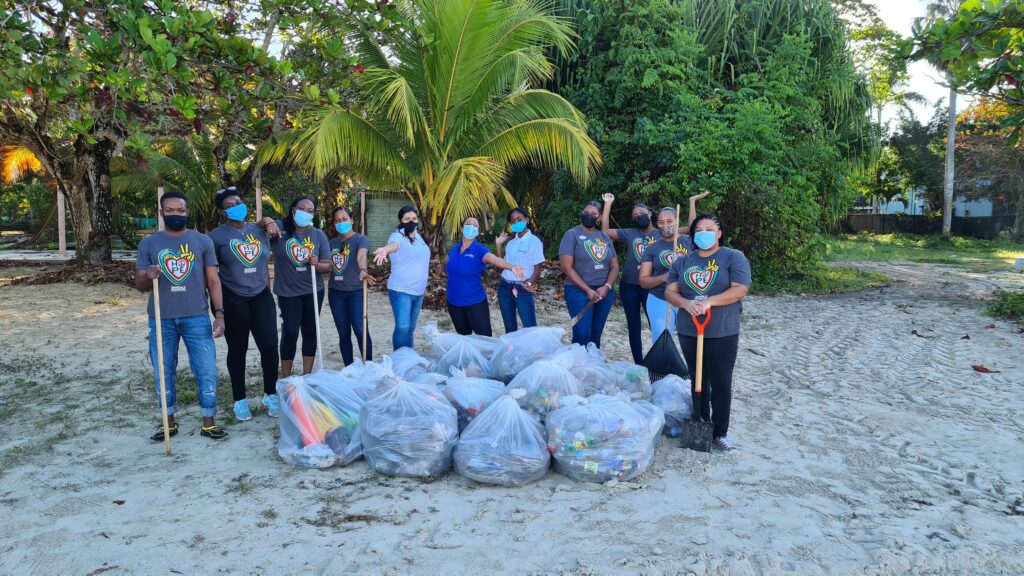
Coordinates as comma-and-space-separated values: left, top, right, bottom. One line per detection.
214, 308, 225, 315
603, 283, 612, 290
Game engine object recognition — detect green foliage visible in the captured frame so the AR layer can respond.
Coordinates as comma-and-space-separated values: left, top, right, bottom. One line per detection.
264, 0, 601, 247
755, 265, 890, 295
986, 289, 1024, 321
825, 233, 1024, 268
554, 0, 874, 285
0, 180, 52, 231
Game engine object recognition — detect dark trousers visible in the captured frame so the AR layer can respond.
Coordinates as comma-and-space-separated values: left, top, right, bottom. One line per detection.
679, 333, 739, 438
564, 284, 615, 348
278, 290, 325, 361
328, 288, 373, 366
618, 281, 648, 364
447, 298, 493, 336
497, 279, 538, 333
223, 286, 279, 401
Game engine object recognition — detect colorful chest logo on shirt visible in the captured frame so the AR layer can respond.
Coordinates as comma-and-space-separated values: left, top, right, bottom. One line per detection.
684, 259, 719, 294
158, 243, 196, 285
229, 234, 262, 267
632, 236, 655, 261
285, 237, 315, 266
583, 238, 609, 264
331, 244, 350, 274
658, 243, 689, 269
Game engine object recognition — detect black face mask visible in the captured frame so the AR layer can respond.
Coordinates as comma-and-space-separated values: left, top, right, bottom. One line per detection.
163, 215, 188, 232
580, 213, 598, 229
401, 221, 418, 234
633, 214, 651, 229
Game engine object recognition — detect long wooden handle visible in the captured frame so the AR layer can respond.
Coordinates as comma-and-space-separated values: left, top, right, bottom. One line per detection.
310, 263, 324, 371
695, 333, 704, 395
152, 276, 172, 455
362, 278, 368, 362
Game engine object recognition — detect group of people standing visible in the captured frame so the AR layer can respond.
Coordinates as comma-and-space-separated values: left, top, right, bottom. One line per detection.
136, 187, 749, 451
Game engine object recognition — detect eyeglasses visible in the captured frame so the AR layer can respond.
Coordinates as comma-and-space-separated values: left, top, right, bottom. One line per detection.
216, 186, 237, 195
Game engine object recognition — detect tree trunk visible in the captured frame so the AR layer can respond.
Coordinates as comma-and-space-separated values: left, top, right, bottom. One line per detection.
942, 85, 957, 238
73, 135, 117, 265
1015, 185, 1024, 243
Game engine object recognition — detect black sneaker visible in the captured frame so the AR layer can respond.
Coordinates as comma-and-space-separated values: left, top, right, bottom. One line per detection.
200, 425, 228, 440
150, 423, 179, 442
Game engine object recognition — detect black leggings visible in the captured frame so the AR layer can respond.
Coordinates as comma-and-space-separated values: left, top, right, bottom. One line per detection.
679, 333, 739, 438
278, 290, 325, 362
223, 286, 279, 401
447, 299, 492, 336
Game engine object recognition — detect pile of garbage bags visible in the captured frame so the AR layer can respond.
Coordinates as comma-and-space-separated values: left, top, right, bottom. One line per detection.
545, 394, 663, 483
275, 324, 671, 485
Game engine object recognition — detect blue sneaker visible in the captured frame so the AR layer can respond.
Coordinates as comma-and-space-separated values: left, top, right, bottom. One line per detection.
233, 399, 253, 421
262, 394, 281, 418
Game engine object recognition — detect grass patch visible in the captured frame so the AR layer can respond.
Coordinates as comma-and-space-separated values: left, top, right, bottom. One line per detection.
825, 233, 1024, 268
756, 266, 890, 295
986, 290, 1024, 322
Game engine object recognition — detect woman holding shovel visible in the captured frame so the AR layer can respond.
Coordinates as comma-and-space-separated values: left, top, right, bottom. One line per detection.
327, 206, 373, 365
208, 187, 280, 422
270, 196, 331, 385
665, 214, 750, 452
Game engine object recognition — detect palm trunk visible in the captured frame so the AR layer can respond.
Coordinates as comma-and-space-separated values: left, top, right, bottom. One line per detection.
73, 134, 117, 265
942, 85, 957, 238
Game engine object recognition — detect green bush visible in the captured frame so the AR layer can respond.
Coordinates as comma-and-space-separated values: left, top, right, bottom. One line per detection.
986, 290, 1024, 322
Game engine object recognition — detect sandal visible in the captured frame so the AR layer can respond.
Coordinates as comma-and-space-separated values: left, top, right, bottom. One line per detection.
150, 424, 179, 442
200, 425, 228, 440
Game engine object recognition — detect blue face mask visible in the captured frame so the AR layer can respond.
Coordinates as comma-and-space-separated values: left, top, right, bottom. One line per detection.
293, 209, 314, 227
335, 222, 352, 235
463, 224, 479, 240
225, 203, 247, 222
694, 230, 717, 250
510, 221, 527, 234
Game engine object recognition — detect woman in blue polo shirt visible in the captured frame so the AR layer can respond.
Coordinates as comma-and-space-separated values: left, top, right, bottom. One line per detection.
446, 217, 525, 336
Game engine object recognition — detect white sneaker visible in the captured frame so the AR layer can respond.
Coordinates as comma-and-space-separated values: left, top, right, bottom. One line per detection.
713, 436, 737, 452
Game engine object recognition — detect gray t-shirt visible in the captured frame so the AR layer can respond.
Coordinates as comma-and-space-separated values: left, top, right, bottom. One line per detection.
668, 247, 751, 338
558, 226, 617, 288
136, 230, 218, 319
641, 235, 695, 299
270, 221, 330, 297
208, 222, 270, 297
328, 233, 370, 292
613, 228, 658, 286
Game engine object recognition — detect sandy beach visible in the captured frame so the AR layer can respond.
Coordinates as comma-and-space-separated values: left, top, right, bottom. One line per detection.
0, 261, 1022, 575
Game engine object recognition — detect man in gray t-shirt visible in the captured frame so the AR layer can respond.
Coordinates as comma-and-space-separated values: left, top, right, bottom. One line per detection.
134, 191, 227, 442
207, 222, 271, 297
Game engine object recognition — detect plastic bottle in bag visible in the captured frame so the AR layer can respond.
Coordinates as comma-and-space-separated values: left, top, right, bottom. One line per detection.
454, 394, 551, 487
508, 360, 582, 417
305, 370, 369, 465
443, 368, 506, 431
545, 394, 661, 482
608, 361, 653, 400
277, 373, 361, 469
650, 374, 693, 438
359, 379, 459, 478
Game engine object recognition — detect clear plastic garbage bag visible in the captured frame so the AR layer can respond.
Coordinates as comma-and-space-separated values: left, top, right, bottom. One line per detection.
508, 359, 582, 417
490, 326, 566, 381
454, 394, 551, 487
443, 368, 506, 431
359, 379, 459, 478
277, 372, 363, 469
650, 374, 693, 438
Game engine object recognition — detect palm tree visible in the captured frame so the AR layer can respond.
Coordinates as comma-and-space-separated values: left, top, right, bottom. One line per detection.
260, 0, 601, 250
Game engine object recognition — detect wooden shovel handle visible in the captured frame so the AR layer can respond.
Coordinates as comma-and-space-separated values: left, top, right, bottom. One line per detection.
691, 306, 712, 335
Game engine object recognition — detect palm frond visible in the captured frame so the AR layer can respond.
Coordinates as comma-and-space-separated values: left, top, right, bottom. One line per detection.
477, 118, 601, 185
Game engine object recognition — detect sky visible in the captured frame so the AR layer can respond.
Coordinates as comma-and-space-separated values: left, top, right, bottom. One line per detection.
868, 0, 973, 127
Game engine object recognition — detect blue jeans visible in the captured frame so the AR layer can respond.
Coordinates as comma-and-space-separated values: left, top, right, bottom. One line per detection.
147, 315, 218, 418
564, 284, 615, 348
646, 293, 677, 340
497, 279, 538, 333
388, 289, 424, 350
329, 288, 373, 365
618, 281, 648, 363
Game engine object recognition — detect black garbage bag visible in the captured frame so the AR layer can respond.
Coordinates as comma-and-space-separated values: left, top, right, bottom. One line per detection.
642, 330, 688, 383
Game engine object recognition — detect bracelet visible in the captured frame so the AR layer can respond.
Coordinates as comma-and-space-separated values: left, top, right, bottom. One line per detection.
214, 308, 224, 315
603, 283, 612, 290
